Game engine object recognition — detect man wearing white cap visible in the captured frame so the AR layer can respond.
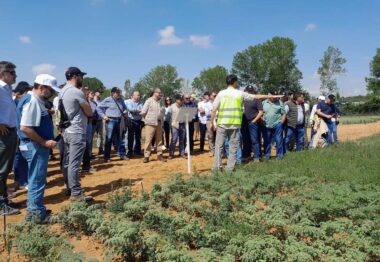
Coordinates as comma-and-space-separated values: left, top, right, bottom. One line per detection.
309, 95, 325, 147
17, 74, 60, 223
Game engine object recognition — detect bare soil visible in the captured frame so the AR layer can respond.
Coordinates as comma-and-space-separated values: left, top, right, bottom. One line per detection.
1, 121, 380, 261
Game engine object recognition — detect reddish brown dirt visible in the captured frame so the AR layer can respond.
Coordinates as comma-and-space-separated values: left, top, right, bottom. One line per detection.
1, 121, 380, 261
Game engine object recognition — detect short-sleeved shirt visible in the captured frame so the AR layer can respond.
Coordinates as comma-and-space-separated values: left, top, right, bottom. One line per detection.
263, 99, 285, 128
0, 80, 17, 128
18, 92, 54, 140
317, 102, 336, 124
243, 99, 263, 122
213, 87, 256, 129
59, 84, 88, 134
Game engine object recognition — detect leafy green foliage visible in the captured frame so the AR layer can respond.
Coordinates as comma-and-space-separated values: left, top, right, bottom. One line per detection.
192, 65, 228, 93
232, 37, 303, 94
318, 46, 347, 96
83, 77, 110, 97
134, 65, 182, 100
8, 224, 91, 262
14, 135, 379, 261
366, 48, 380, 95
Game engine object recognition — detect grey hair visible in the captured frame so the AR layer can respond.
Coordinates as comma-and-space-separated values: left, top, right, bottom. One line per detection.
0, 61, 16, 74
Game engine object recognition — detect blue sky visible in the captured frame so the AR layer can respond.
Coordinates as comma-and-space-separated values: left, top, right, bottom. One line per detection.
1, 0, 379, 96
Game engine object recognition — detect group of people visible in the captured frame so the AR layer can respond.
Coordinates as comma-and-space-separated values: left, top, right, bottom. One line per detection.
0, 60, 339, 224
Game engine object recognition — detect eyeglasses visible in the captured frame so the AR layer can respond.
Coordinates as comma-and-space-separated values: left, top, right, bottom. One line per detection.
184, 97, 190, 100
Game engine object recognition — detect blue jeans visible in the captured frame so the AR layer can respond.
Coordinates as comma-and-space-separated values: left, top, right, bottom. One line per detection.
264, 122, 284, 159
326, 122, 334, 145
105, 119, 125, 160
224, 129, 242, 164
170, 124, 185, 156
248, 122, 265, 160
20, 141, 49, 219
285, 125, 305, 152
127, 120, 142, 157
13, 149, 28, 186
331, 122, 338, 144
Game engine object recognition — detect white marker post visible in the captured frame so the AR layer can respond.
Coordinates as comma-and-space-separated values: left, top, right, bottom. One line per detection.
176, 107, 197, 175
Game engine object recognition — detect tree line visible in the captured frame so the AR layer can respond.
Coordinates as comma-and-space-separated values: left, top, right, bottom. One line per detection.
82, 36, 379, 102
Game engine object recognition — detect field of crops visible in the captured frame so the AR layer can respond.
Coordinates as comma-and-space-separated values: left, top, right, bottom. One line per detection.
339, 115, 380, 125
6, 135, 380, 262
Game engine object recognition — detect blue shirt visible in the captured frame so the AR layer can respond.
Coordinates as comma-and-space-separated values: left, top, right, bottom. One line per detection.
0, 80, 17, 128
17, 93, 54, 140
125, 99, 143, 121
96, 96, 127, 118
317, 101, 336, 123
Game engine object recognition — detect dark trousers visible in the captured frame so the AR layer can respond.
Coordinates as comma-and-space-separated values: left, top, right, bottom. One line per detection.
169, 124, 186, 156
248, 122, 265, 160
0, 129, 17, 205
163, 121, 171, 149
199, 123, 207, 151
241, 121, 251, 158
185, 121, 195, 153
82, 123, 94, 169
13, 148, 28, 186
127, 120, 142, 157
285, 125, 305, 152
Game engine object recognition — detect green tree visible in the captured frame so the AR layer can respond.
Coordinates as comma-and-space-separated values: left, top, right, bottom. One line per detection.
192, 65, 228, 94
231, 37, 302, 94
83, 77, 106, 92
134, 65, 182, 100
318, 46, 347, 96
366, 48, 380, 95
83, 76, 111, 98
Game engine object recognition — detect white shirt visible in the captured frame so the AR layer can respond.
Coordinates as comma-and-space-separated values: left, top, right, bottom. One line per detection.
53, 96, 60, 125
20, 92, 46, 127
309, 104, 318, 122
198, 100, 213, 124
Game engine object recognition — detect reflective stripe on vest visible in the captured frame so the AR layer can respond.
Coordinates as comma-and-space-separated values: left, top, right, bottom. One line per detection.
217, 95, 243, 125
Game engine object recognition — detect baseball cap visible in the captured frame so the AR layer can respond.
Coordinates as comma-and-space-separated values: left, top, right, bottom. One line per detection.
111, 87, 122, 93
318, 95, 326, 101
13, 81, 32, 94
34, 74, 60, 93
65, 67, 87, 79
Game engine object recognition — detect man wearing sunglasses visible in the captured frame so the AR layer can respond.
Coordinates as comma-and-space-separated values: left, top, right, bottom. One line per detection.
0, 61, 19, 215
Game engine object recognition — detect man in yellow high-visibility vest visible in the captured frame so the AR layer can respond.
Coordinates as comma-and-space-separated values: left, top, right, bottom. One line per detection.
210, 74, 282, 171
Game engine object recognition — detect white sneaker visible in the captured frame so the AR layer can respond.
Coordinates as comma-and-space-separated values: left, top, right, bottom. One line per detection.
161, 145, 167, 151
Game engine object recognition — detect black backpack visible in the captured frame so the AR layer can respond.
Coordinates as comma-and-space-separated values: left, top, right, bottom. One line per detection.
58, 97, 71, 129
58, 88, 74, 129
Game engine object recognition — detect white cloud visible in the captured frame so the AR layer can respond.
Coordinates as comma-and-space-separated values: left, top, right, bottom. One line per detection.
189, 35, 213, 48
32, 64, 56, 76
305, 23, 317, 32
19, 36, 31, 44
158, 26, 184, 46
